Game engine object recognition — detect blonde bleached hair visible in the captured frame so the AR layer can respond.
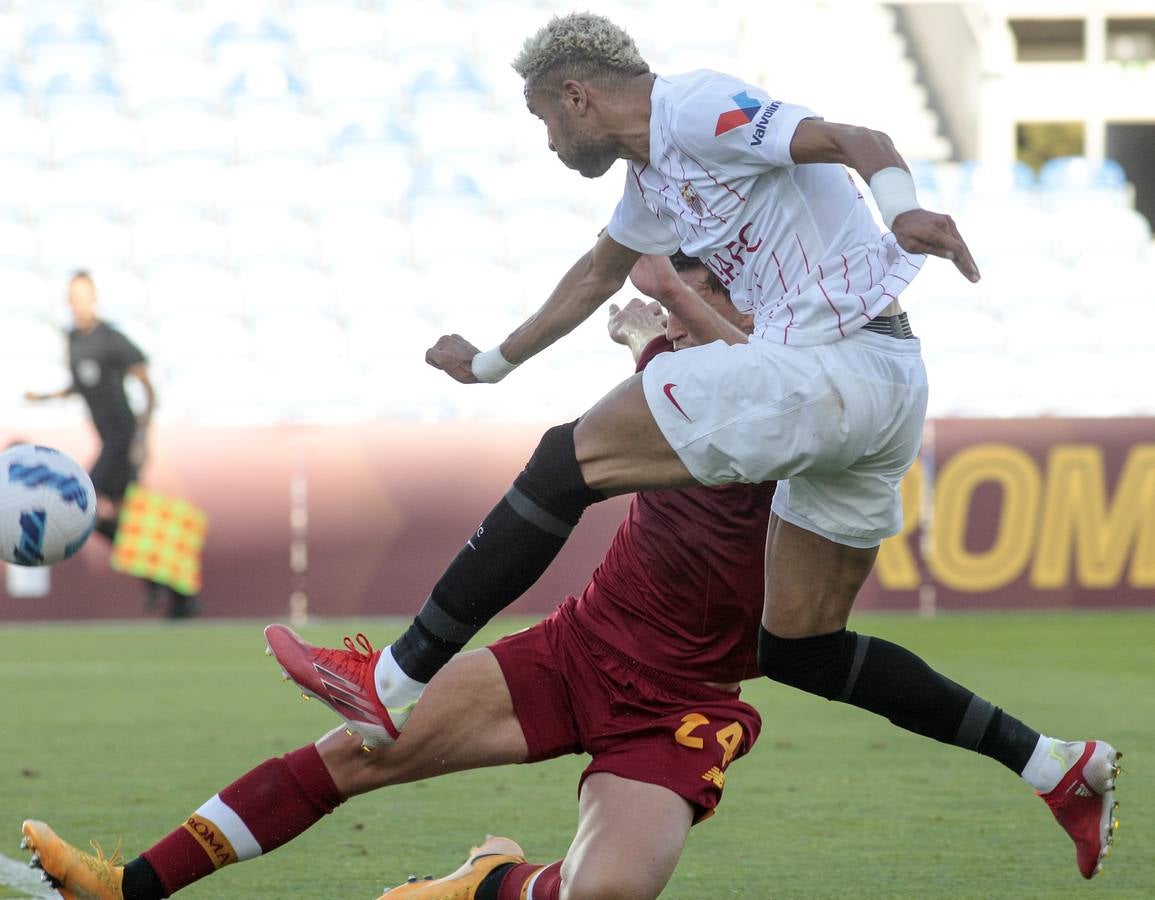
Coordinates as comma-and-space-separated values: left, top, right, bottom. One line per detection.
512, 12, 649, 90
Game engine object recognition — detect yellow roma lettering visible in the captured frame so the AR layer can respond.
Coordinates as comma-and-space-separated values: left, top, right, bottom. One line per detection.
1032, 444, 1155, 589
928, 444, 1040, 592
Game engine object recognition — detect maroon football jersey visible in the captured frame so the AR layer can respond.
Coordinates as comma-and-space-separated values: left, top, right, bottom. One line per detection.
573, 337, 774, 683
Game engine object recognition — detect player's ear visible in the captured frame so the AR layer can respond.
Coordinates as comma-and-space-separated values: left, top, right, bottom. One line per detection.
561, 79, 589, 113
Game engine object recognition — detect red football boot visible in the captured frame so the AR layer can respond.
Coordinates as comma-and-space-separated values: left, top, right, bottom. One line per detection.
264, 624, 413, 749
1040, 740, 1121, 878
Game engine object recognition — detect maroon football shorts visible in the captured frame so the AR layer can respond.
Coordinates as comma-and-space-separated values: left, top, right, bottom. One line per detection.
488, 597, 761, 821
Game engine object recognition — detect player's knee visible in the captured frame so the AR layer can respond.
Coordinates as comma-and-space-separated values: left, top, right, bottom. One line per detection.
514, 420, 605, 527
757, 626, 857, 700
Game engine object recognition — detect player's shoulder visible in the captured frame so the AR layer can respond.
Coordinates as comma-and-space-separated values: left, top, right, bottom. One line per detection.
659, 69, 771, 150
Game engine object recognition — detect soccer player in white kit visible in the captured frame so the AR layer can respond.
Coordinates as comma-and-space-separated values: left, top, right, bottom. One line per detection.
269, 12, 1120, 881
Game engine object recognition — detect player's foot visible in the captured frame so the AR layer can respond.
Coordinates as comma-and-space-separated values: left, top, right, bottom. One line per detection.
20, 820, 124, 900
264, 624, 411, 749
376, 836, 526, 898
1039, 740, 1122, 878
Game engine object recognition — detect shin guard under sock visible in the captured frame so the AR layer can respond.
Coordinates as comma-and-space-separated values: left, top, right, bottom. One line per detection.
392, 421, 603, 682
758, 627, 1040, 773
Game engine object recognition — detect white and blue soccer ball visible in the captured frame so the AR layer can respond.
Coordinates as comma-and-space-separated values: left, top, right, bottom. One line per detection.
0, 444, 97, 566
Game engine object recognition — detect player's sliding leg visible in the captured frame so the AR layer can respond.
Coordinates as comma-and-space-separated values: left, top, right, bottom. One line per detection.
379, 774, 694, 900
756, 515, 1121, 878
269, 419, 609, 745
21, 650, 526, 899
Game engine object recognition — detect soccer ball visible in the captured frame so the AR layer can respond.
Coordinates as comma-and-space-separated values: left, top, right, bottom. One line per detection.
0, 444, 97, 566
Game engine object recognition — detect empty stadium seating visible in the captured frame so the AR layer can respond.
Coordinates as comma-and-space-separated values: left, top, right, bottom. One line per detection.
0, 0, 1149, 429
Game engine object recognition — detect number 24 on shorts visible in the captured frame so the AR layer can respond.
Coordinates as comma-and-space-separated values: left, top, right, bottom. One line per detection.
675, 713, 744, 768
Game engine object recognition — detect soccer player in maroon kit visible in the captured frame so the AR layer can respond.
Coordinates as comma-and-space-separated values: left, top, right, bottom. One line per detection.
21, 256, 772, 900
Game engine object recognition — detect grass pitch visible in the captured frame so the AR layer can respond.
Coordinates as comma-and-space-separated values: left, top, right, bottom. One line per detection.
2, 612, 1151, 899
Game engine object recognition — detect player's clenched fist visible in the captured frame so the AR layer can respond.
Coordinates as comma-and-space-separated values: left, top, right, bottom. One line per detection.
426, 334, 482, 384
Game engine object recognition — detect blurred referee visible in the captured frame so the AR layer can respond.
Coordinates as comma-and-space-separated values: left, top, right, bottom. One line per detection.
24, 271, 194, 617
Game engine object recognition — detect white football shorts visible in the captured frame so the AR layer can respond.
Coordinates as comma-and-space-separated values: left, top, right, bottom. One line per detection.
640, 329, 928, 548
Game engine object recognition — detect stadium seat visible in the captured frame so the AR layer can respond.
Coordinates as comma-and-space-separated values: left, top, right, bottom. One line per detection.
408, 204, 501, 269
964, 159, 1036, 190
101, 2, 199, 55
303, 51, 396, 107
0, 265, 54, 318
327, 110, 411, 162
233, 107, 325, 161
501, 206, 600, 260
37, 210, 132, 271
86, 267, 150, 322
132, 211, 229, 269
145, 261, 243, 318
209, 14, 293, 56
227, 211, 320, 266
317, 207, 412, 271
252, 311, 347, 369
155, 311, 252, 363
408, 104, 512, 164
1040, 156, 1127, 191
0, 61, 29, 113
126, 158, 230, 217
140, 110, 235, 162
161, 358, 280, 425
118, 56, 221, 112
223, 158, 320, 214
0, 221, 40, 269
48, 109, 142, 164
289, 6, 389, 57
238, 261, 335, 317
222, 61, 306, 111
0, 314, 66, 361
0, 112, 52, 163
313, 157, 411, 214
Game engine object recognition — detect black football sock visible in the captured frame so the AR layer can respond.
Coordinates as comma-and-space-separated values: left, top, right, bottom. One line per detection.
758, 627, 1040, 774
391, 421, 604, 683
121, 856, 166, 900
475, 862, 517, 900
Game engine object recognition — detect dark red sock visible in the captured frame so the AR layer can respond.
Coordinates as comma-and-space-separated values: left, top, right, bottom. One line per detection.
496, 861, 562, 900
136, 744, 344, 896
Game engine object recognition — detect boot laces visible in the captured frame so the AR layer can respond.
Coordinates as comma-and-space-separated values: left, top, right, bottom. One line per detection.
342, 633, 374, 659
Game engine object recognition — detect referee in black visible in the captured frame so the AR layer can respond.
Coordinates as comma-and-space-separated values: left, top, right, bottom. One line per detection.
25, 271, 194, 617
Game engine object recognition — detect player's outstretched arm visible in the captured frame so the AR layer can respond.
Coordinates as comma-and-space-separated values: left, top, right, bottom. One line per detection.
789, 119, 980, 283
425, 231, 639, 384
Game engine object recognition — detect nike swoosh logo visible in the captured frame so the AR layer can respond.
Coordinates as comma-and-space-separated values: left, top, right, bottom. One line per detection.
662, 383, 692, 422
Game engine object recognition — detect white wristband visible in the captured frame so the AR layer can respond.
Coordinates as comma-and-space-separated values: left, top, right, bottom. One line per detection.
868, 166, 920, 229
470, 346, 518, 383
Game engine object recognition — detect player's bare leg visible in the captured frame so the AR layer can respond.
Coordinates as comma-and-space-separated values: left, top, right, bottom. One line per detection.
318, 649, 528, 796
559, 773, 693, 900
757, 515, 1122, 877
573, 374, 698, 493
380, 773, 694, 900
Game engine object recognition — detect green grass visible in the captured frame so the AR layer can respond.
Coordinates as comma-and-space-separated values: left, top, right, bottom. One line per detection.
2, 613, 1151, 899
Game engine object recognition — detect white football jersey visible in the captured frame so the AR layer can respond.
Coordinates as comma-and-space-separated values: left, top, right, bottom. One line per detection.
607, 70, 924, 346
